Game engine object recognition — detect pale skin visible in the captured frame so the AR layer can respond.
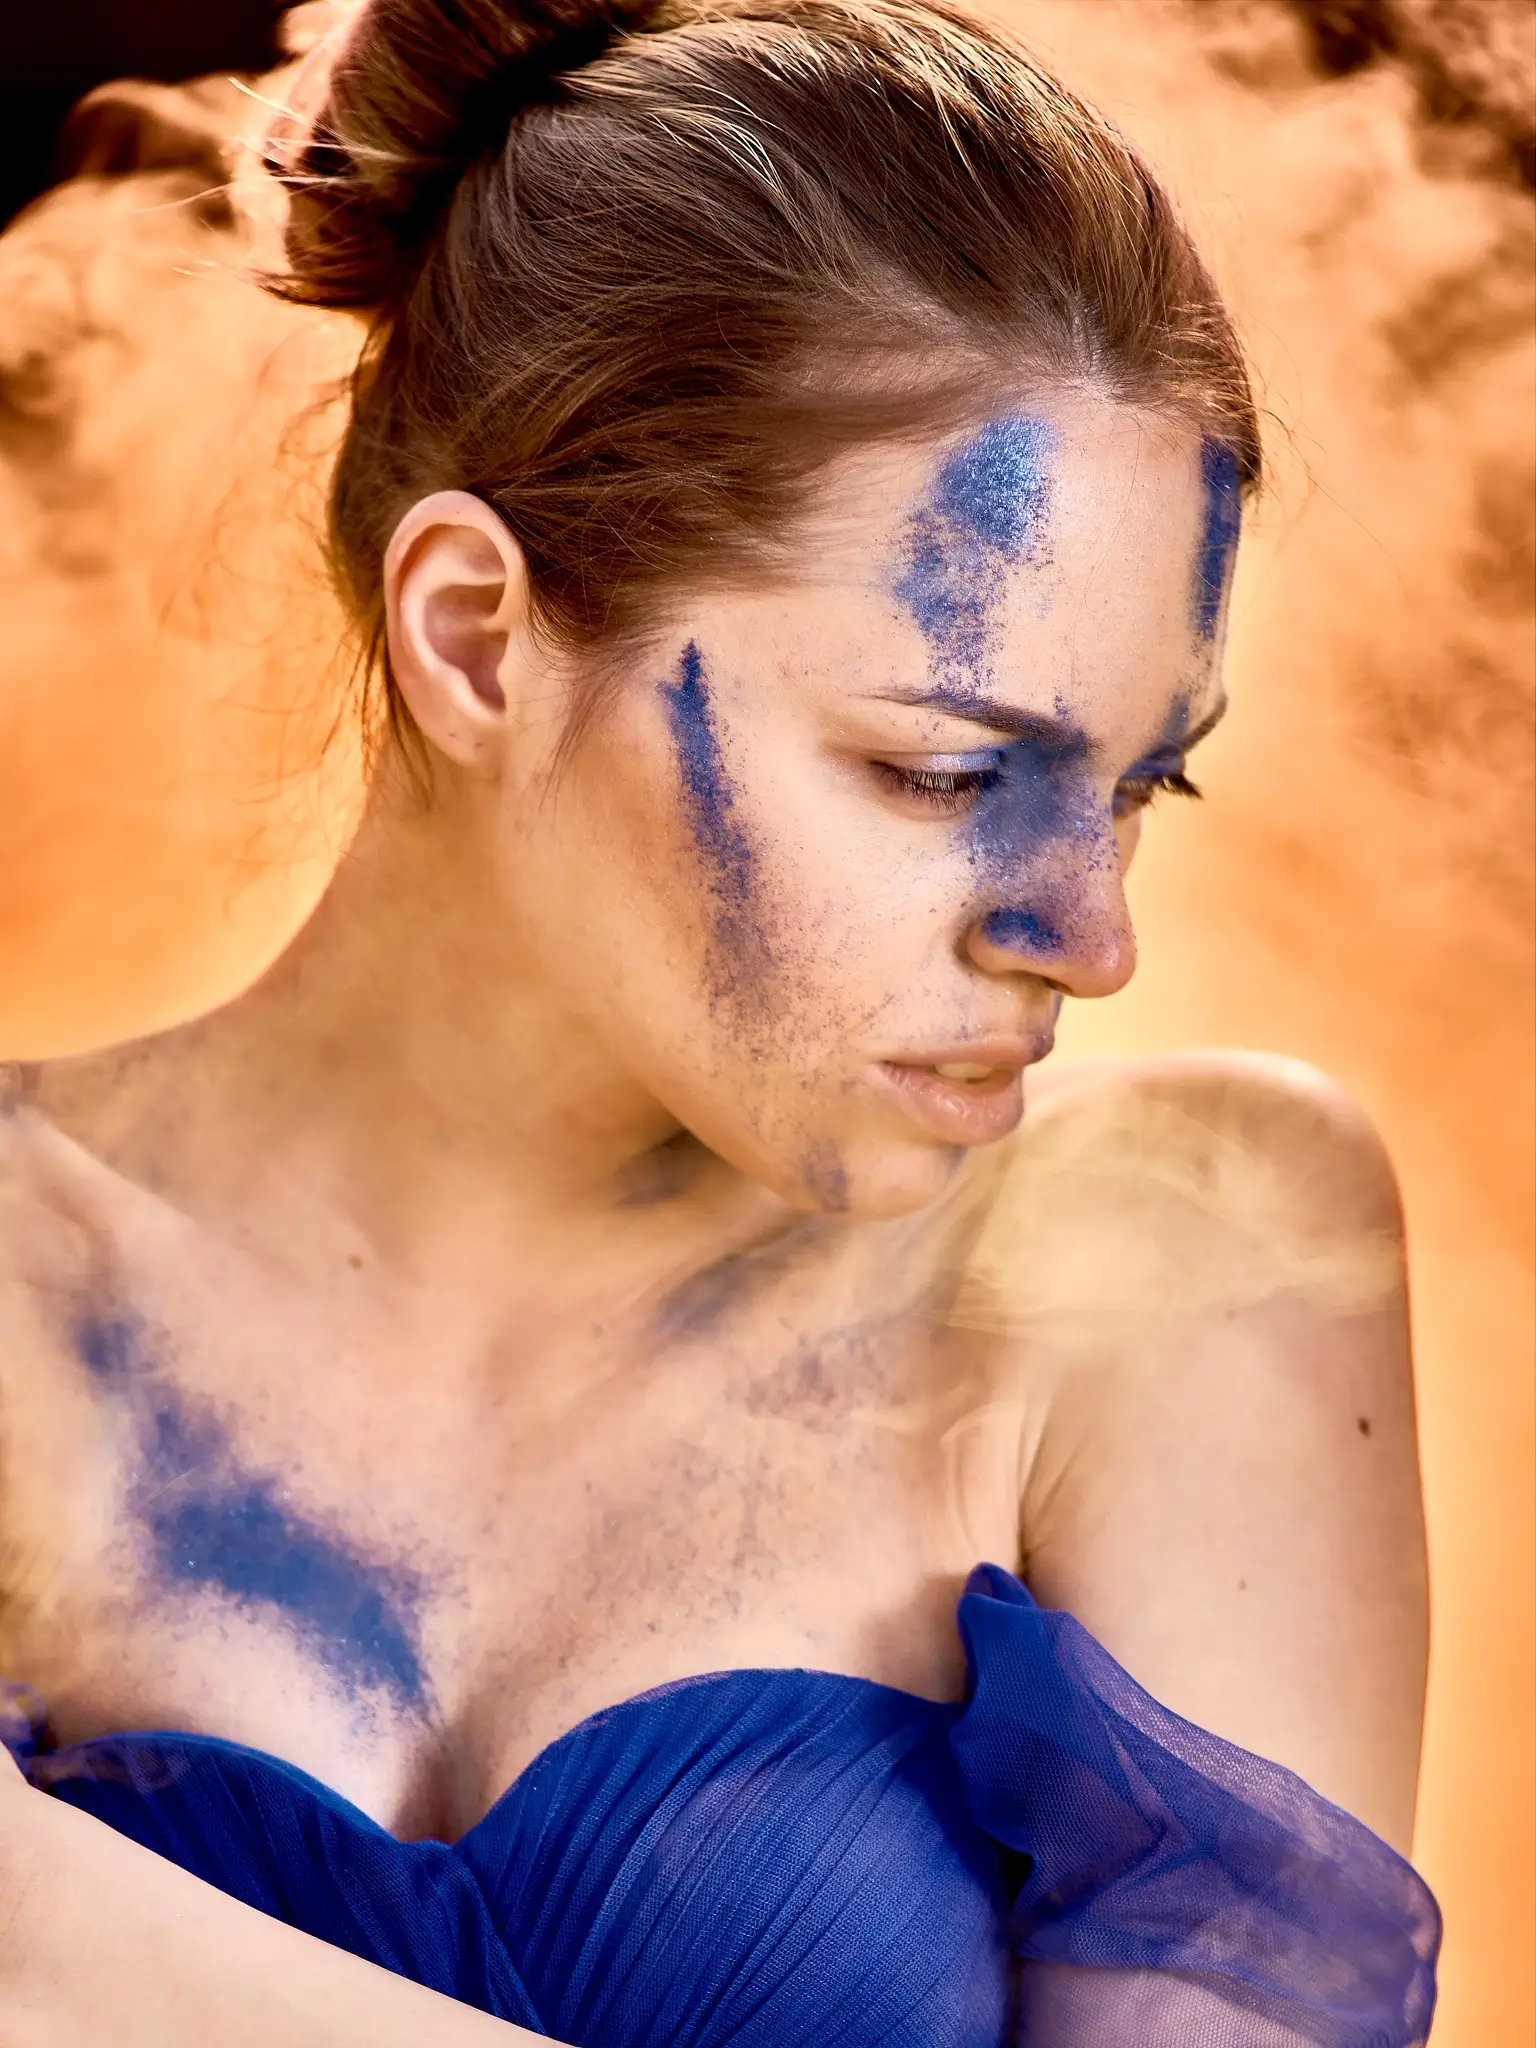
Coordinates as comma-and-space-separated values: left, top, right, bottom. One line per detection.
0, 391, 1428, 2044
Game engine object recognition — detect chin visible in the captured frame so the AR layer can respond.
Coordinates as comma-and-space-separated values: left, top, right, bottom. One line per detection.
771, 1130, 969, 1221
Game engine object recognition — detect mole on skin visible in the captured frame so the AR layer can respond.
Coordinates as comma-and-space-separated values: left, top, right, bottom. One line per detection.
76, 1311, 433, 1715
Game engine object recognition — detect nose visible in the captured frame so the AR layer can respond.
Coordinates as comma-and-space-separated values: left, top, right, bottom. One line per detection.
963, 871, 1137, 1000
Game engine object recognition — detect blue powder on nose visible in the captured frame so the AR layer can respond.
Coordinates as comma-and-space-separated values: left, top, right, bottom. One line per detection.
967, 723, 1092, 868
965, 720, 1119, 970
1193, 440, 1241, 641
890, 422, 1121, 968
77, 1312, 431, 1713
894, 415, 1057, 673
979, 903, 1066, 957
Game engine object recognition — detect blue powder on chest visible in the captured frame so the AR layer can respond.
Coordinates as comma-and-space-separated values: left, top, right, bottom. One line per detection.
78, 1314, 431, 1713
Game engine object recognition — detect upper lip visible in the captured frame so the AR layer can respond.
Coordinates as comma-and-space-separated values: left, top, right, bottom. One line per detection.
883, 1035, 1049, 1071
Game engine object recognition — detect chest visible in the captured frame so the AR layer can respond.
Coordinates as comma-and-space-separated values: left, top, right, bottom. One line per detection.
0, 1231, 1023, 1837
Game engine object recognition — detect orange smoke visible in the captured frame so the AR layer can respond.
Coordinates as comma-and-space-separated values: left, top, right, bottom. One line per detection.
0, 2, 1530, 2040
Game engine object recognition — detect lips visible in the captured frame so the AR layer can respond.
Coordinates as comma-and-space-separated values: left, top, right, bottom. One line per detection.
875, 1035, 1048, 1148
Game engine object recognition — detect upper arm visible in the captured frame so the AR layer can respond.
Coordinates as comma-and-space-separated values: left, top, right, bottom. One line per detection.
1002, 1052, 1428, 1851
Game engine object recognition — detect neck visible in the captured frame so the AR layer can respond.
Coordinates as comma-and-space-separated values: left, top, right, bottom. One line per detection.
120, 786, 781, 1277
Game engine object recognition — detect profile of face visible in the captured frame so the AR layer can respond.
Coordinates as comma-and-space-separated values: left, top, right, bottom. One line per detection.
385, 391, 1239, 1219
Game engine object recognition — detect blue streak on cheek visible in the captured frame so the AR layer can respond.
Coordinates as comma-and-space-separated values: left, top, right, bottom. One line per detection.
659, 641, 764, 989
1193, 441, 1241, 641
894, 415, 1057, 672
76, 1314, 429, 1712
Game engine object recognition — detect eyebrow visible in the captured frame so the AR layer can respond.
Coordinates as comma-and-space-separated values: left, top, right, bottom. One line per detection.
1149, 694, 1228, 757
871, 686, 1083, 747
872, 686, 1230, 755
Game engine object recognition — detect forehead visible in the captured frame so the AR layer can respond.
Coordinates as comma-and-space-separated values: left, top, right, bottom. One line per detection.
800, 394, 1225, 727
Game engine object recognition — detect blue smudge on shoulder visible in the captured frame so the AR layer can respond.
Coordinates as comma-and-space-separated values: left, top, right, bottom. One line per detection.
74, 1311, 431, 1715
894, 415, 1057, 674
1193, 440, 1242, 641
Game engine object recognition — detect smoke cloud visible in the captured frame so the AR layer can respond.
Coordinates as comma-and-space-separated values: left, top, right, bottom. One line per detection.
0, 2, 1529, 2039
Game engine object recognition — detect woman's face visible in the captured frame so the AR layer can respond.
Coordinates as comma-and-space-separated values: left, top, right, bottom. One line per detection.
472, 393, 1238, 1217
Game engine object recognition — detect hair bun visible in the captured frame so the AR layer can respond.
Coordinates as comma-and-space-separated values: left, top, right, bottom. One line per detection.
272, 0, 664, 310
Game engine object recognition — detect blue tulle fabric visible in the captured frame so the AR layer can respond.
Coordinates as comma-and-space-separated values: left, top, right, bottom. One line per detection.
2, 1565, 1437, 2045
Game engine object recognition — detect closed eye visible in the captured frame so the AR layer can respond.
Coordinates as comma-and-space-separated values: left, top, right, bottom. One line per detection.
1113, 767, 1203, 817
870, 752, 1002, 815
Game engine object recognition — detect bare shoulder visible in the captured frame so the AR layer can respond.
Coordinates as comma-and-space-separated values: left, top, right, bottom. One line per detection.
989, 1056, 1428, 1845
1028, 1047, 1403, 1226
956, 1050, 1406, 1355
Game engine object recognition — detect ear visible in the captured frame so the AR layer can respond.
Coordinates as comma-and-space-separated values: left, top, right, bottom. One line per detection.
383, 491, 537, 772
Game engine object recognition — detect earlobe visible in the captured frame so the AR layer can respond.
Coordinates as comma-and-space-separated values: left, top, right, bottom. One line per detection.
383, 490, 534, 770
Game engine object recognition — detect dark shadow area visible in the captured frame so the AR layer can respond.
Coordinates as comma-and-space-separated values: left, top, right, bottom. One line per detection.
1, 0, 288, 228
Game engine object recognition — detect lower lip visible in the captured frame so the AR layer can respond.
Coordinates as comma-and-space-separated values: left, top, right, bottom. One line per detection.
875, 1062, 1025, 1147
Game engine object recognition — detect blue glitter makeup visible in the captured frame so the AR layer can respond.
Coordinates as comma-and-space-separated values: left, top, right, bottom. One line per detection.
963, 714, 1107, 961
964, 721, 1093, 870
889, 418, 1111, 959
894, 416, 1057, 677
1193, 440, 1241, 641
78, 1314, 431, 1712
978, 902, 1066, 956
661, 643, 749, 888
661, 641, 766, 999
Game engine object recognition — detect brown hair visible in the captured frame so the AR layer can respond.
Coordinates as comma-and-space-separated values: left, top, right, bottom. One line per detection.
269, 0, 1259, 754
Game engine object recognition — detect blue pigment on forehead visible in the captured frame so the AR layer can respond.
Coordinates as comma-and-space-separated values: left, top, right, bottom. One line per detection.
894, 416, 1057, 676
77, 1313, 431, 1712
928, 416, 1054, 555
1193, 440, 1242, 641
660, 641, 765, 998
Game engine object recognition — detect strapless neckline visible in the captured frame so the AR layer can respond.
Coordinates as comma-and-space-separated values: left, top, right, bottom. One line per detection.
31, 1660, 950, 1849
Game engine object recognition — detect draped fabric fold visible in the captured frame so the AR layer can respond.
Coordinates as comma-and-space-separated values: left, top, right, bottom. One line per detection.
950, 1566, 1439, 2046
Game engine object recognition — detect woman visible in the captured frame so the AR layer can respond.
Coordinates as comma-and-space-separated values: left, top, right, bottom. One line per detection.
0, 0, 1439, 2041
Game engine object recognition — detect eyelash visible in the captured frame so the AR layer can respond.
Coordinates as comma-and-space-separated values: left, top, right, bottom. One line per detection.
873, 761, 1204, 817
873, 762, 998, 812
1114, 768, 1204, 816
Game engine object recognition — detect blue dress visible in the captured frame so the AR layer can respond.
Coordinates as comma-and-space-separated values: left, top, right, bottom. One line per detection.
2, 1566, 1437, 2044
